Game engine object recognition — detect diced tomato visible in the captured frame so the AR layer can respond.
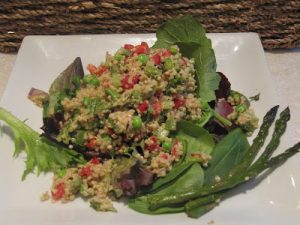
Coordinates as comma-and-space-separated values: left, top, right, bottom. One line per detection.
173, 97, 185, 109
87, 64, 98, 74
124, 44, 134, 50
121, 74, 132, 89
135, 42, 150, 55
90, 157, 100, 165
121, 74, 139, 90
85, 138, 97, 149
171, 140, 180, 156
160, 153, 169, 160
52, 182, 65, 200
79, 165, 92, 177
145, 136, 160, 151
152, 100, 162, 116
132, 74, 140, 84
97, 65, 107, 76
152, 53, 161, 65
162, 50, 172, 57
138, 101, 149, 113
141, 42, 150, 53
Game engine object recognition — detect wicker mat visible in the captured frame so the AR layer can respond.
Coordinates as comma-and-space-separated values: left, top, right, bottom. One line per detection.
0, 0, 299, 53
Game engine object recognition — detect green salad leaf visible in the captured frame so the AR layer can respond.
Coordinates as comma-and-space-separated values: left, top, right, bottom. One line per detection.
129, 163, 204, 214
44, 57, 84, 117
175, 120, 215, 157
0, 107, 86, 180
204, 128, 249, 185
153, 15, 220, 102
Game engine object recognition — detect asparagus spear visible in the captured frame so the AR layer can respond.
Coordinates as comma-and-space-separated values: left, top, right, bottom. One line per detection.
228, 105, 279, 176
148, 106, 297, 210
249, 107, 290, 169
148, 141, 300, 210
182, 107, 291, 218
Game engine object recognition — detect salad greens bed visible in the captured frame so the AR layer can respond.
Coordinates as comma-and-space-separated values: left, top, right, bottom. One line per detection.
0, 15, 299, 218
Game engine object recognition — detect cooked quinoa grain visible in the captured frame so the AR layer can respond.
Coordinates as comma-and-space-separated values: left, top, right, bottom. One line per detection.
48, 42, 205, 211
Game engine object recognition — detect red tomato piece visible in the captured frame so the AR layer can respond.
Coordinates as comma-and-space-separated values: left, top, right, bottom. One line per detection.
79, 165, 92, 177
121, 74, 133, 89
162, 50, 172, 57
145, 136, 160, 151
132, 75, 140, 84
135, 42, 150, 55
121, 74, 139, 90
85, 138, 97, 149
90, 157, 100, 165
152, 100, 162, 116
138, 101, 149, 113
160, 153, 169, 160
124, 44, 134, 50
97, 65, 107, 76
152, 53, 161, 65
173, 97, 185, 109
52, 182, 65, 200
87, 64, 98, 75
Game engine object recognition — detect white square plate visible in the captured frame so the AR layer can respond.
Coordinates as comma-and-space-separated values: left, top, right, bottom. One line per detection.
0, 34, 299, 225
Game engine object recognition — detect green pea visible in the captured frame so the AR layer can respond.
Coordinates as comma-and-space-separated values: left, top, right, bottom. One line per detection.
164, 58, 174, 70
236, 104, 246, 113
138, 54, 148, 65
162, 141, 172, 151
170, 47, 177, 54
132, 116, 142, 129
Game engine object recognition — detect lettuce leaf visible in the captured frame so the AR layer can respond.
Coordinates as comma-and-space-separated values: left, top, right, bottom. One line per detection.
153, 15, 220, 102
0, 107, 86, 180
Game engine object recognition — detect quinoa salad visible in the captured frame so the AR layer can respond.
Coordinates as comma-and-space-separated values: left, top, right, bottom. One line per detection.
33, 41, 258, 211
2, 16, 296, 219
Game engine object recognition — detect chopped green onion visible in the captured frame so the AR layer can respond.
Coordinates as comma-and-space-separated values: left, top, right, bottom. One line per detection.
82, 97, 90, 106
106, 88, 119, 100
236, 104, 246, 113
56, 168, 66, 178
170, 47, 177, 54
145, 65, 162, 77
114, 54, 123, 61
164, 58, 174, 70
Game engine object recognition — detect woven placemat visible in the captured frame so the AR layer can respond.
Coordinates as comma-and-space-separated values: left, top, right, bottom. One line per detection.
0, 0, 299, 53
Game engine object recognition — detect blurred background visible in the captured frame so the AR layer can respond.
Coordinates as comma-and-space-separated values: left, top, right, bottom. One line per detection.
0, 0, 299, 53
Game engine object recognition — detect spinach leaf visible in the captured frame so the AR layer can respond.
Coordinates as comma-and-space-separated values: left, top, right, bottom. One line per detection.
153, 15, 207, 48
141, 161, 194, 194
128, 196, 184, 215
153, 15, 220, 102
174, 121, 215, 160
204, 128, 250, 185
177, 42, 220, 102
129, 163, 204, 214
